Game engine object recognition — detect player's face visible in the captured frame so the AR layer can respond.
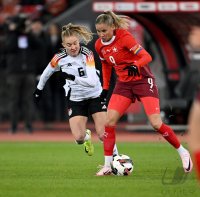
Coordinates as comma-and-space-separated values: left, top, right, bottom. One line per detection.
62, 35, 80, 57
96, 23, 115, 42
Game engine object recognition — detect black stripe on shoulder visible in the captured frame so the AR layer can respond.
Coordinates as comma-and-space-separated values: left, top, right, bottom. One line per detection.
56, 48, 68, 58
80, 46, 92, 56
51, 48, 68, 64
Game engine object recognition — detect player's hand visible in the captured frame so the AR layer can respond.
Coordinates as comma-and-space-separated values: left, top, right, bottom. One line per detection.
33, 88, 42, 103
123, 65, 140, 77
59, 71, 75, 81
100, 89, 108, 104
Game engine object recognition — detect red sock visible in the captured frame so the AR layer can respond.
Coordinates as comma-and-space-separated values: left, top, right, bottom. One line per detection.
194, 151, 200, 182
157, 123, 180, 149
104, 126, 116, 156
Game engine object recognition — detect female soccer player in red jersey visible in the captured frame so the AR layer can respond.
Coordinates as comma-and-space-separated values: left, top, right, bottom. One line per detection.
188, 26, 200, 183
95, 11, 193, 176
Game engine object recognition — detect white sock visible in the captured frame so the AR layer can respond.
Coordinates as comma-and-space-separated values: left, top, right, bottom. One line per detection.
177, 145, 187, 155
84, 132, 90, 141
105, 156, 113, 167
113, 144, 119, 156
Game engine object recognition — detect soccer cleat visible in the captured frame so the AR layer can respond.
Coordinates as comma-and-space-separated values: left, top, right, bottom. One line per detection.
84, 129, 94, 156
96, 165, 112, 176
180, 150, 193, 173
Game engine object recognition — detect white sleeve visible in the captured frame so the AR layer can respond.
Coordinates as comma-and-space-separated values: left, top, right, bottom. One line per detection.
74, 66, 98, 87
37, 63, 56, 90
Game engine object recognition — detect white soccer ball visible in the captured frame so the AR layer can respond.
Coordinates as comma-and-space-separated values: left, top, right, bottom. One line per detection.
111, 154, 134, 176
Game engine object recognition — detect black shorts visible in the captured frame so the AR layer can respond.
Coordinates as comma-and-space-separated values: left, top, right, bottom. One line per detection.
67, 97, 107, 118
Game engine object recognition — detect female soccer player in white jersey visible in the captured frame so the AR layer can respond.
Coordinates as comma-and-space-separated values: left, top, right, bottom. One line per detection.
33, 23, 118, 158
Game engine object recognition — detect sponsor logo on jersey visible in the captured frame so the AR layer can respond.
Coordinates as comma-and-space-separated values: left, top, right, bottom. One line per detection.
106, 49, 111, 53
102, 48, 112, 55
102, 105, 107, 109
67, 63, 72, 67
102, 47, 118, 55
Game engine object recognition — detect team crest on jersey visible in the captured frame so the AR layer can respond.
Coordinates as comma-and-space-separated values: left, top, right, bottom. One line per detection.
112, 47, 118, 53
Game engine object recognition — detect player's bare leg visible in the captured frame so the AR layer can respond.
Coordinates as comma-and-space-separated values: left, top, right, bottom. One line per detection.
189, 100, 200, 180
69, 116, 94, 156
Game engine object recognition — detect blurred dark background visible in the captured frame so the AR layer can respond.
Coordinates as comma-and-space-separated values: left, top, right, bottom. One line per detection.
0, 0, 200, 132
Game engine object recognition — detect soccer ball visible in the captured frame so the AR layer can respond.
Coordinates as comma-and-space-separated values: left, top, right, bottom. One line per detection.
111, 154, 134, 176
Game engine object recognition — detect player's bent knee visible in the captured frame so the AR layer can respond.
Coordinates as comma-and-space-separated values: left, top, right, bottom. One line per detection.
151, 122, 162, 130
106, 118, 117, 127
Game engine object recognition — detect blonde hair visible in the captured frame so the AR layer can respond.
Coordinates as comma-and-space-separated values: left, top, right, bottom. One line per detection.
95, 11, 130, 29
61, 23, 93, 45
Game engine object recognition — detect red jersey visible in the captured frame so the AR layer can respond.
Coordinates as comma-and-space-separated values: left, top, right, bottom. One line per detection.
95, 29, 154, 89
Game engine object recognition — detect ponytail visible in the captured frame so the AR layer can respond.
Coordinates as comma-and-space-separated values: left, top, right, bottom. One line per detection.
95, 11, 130, 29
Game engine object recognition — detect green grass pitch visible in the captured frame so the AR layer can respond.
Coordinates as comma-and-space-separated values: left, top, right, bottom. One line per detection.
0, 142, 199, 197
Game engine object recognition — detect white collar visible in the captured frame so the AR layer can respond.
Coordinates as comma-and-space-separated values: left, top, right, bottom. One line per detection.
101, 35, 116, 45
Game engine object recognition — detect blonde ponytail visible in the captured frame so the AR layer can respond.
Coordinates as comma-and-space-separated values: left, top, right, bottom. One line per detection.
95, 11, 130, 29
61, 23, 93, 45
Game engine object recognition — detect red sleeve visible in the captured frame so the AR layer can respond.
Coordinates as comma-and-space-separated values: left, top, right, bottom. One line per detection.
121, 34, 152, 67
121, 32, 137, 50
133, 48, 152, 67
102, 60, 112, 90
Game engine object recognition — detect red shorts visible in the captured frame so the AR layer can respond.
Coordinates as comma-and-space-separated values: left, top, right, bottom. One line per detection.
108, 77, 160, 115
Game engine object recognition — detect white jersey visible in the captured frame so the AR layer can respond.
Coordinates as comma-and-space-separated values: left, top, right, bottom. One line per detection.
37, 46, 102, 101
